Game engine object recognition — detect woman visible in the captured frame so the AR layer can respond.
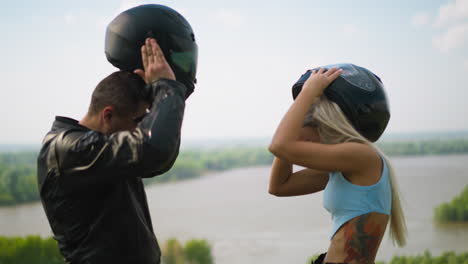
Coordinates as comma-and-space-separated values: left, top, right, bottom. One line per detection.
268, 67, 406, 264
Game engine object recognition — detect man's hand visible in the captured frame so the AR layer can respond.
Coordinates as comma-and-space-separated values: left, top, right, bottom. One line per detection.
134, 38, 176, 84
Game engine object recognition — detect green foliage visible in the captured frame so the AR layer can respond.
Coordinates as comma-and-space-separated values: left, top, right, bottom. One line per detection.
0, 235, 64, 264
434, 185, 468, 222
162, 238, 185, 264
383, 250, 468, 264
308, 251, 468, 264
376, 139, 468, 156
0, 236, 214, 264
0, 152, 39, 206
184, 239, 214, 264
0, 148, 273, 206
2, 138, 468, 206
150, 159, 204, 183
144, 147, 274, 185
161, 238, 214, 264
307, 253, 320, 264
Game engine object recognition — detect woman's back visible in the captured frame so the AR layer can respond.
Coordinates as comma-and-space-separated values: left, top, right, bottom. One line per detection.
326, 212, 389, 264
324, 149, 391, 263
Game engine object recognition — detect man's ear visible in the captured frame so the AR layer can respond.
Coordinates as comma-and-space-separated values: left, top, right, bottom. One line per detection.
102, 106, 114, 123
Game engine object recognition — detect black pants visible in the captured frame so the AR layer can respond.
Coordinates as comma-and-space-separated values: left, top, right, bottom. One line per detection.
311, 252, 348, 264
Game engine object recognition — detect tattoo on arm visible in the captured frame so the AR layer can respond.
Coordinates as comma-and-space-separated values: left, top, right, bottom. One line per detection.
343, 214, 384, 264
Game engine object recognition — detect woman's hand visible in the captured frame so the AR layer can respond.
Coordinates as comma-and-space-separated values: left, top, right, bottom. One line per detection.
269, 66, 341, 166
134, 38, 176, 84
302, 67, 343, 96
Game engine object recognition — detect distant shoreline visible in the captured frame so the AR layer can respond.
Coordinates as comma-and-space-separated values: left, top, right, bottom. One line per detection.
2, 130, 468, 152
2, 155, 468, 208
2, 137, 468, 207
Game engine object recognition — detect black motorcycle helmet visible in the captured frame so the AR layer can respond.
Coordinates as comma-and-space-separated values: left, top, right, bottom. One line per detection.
105, 4, 198, 98
292, 63, 390, 142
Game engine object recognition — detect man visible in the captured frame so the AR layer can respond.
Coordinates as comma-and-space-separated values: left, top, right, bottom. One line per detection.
37, 38, 186, 264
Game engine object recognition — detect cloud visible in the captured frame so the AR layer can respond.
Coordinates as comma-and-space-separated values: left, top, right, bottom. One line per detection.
411, 12, 431, 27
214, 9, 244, 29
464, 59, 468, 71
413, 1, 468, 53
432, 23, 468, 52
434, 0, 468, 27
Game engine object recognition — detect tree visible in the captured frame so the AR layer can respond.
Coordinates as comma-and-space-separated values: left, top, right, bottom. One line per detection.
162, 238, 185, 264
434, 185, 468, 222
184, 239, 214, 264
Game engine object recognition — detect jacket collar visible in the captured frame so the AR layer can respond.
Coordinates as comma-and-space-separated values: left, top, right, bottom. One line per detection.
52, 116, 89, 131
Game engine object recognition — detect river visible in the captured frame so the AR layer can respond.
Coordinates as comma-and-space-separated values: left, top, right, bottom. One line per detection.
1, 154, 467, 263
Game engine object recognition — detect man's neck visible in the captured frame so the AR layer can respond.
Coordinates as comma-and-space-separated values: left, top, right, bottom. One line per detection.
79, 114, 101, 133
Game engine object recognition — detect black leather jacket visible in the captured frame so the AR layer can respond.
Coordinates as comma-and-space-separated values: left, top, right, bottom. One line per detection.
37, 79, 186, 264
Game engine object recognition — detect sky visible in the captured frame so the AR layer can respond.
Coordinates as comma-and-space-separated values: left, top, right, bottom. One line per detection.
1, 0, 468, 144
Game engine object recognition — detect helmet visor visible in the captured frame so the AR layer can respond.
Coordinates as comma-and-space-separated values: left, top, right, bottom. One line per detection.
168, 34, 198, 81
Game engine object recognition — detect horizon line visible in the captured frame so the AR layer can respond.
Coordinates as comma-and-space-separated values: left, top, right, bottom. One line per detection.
1, 130, 468, 147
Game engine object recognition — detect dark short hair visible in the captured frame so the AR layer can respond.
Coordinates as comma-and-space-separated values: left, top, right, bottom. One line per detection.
88, 71, 147, 116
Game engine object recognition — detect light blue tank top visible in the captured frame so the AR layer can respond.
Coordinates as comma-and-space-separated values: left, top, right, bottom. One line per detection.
323, 157, 392, 240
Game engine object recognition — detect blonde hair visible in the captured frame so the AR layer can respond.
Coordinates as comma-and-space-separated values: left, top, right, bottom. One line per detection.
306, 96, 407, 247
